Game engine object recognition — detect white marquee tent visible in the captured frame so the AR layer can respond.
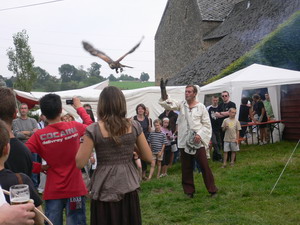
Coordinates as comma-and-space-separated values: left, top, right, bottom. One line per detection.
15, 80, 186, 120
199, 64, 300, 120
16, 64, 300, 124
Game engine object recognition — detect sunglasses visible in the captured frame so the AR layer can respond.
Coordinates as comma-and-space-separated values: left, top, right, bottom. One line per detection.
221, 95, 228, 97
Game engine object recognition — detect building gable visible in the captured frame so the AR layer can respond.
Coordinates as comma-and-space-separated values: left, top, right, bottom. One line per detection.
166, 0, 300, 85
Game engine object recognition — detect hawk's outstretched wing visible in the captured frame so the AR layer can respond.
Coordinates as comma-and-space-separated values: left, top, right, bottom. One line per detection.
82, 41, 113, 64
116, 36, 144, 63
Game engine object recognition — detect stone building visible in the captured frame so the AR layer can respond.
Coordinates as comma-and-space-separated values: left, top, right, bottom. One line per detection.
155, 0, 300, 85
155, 0, 242, 84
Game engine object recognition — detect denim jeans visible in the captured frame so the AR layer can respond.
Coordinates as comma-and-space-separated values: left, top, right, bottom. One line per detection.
45, 196, 86, 225
31, 153, 39, 188
211, 131, 223, 161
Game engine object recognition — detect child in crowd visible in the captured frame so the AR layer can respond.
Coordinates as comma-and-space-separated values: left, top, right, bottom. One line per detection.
133, 150, 142, 179
221, 108, 241, 168
0, 120, 44, 225
147, 119, 168, 179
160, 117, 174, 177
61, 113, 75, 122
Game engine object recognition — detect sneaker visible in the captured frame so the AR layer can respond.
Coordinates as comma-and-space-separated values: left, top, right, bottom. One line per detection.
221, 165, 226, 168
159, 174, 165, 178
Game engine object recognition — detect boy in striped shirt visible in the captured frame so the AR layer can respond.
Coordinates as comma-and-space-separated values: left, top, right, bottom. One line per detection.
147, 119, 168, 180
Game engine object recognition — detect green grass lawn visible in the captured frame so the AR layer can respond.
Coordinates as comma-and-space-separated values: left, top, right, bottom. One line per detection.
109, 81, 155, 90
58, 141, 299, 224
139, 141, 300, 225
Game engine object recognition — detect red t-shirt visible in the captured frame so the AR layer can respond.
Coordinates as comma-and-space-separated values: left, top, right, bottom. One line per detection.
26, 118, 89, 200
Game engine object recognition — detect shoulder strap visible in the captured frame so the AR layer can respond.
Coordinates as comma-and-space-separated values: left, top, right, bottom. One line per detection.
132, 120, 144, 138
184, 105, 191, 130
15, 173, 23, 184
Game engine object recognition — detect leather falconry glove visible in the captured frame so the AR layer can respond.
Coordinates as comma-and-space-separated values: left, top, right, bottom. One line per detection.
160, 78, 168, 100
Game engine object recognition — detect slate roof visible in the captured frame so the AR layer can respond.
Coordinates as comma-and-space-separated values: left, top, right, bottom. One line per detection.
197, 0, 243, 21
168, 0, 300, 85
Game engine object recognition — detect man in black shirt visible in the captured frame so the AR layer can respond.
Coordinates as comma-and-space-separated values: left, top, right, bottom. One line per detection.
252, 94, 268, 145
238, 97, 251, 138
0, 120, 44, 225
215, 91, 236, 150
0, 87, 33, 177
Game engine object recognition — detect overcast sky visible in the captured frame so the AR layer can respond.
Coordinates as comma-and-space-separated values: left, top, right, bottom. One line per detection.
0, 0, 168, 81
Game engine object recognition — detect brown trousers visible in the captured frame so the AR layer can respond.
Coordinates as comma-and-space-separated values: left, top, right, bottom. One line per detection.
180, 148, 218, 194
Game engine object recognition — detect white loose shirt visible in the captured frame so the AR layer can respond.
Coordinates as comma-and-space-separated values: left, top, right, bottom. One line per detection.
159, 97, 212, 149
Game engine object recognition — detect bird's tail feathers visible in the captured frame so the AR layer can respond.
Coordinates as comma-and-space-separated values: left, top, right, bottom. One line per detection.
121, 64, 133, 68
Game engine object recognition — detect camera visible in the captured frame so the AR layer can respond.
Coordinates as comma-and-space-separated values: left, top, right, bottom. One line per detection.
66, 99, 73, 105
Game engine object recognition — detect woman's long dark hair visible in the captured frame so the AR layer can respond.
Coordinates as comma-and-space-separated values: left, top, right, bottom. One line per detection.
97, 86, 130, 145
86, 109, 95, 122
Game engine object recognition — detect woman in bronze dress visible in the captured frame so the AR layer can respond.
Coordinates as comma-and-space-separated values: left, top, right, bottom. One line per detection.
76, 86, 152, 225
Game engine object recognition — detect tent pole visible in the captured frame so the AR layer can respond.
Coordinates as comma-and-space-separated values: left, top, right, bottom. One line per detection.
270, 139, 300, 194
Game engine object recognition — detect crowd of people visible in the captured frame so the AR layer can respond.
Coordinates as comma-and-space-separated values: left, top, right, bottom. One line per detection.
0, 83, 275, 225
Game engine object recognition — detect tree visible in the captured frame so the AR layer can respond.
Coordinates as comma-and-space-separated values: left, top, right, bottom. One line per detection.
34, 67, 50, 82
33, 66, 51, 89
140, 72, 150, 82
74, 65, 88, 83
118, 74, 135, 81
33, 66, 60, 91
7, 30, 37, 91
44, 77, 60, 92
59, 64, 78, 83
88, 62, 101, 78
108, 74, 117, 81
83, 76, 103, 86
86, 63, 105, 85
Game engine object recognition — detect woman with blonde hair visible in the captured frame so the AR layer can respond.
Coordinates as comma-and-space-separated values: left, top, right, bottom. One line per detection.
76, 86, 152, 225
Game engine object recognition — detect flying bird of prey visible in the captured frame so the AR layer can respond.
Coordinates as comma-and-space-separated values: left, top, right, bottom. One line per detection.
82, 36, 144, 73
